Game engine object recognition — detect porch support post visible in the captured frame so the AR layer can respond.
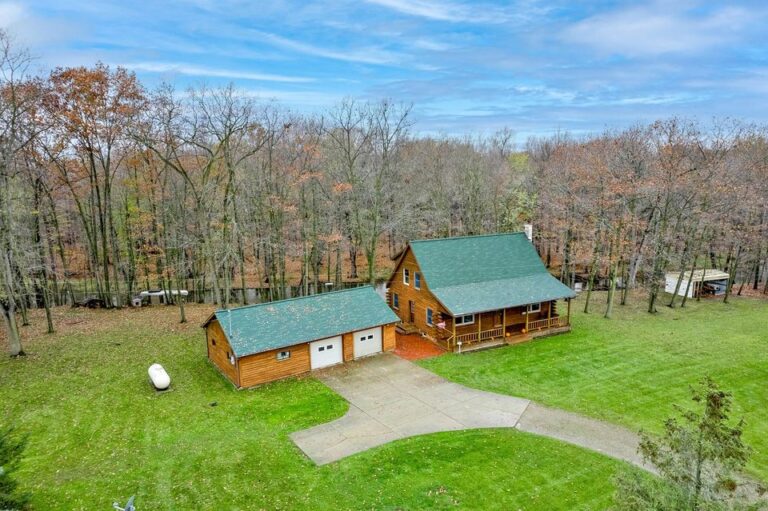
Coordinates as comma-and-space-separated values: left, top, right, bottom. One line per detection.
525, 305, 529, 333
502, 308, 506, 335
567, 298, 572, 326
452, 318, 456, 351
477, 313, 481, 339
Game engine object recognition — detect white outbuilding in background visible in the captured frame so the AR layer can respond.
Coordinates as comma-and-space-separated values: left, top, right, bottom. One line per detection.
664, 269, 729, 298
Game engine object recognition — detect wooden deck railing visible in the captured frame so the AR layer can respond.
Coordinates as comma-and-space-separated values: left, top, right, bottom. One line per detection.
438, 316, 569, 351
527, 316, 568, 331
455, 327, 504, 346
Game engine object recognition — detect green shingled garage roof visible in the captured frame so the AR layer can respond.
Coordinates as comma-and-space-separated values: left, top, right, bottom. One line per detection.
409, 233, 576, 315
208, 286, 399, 357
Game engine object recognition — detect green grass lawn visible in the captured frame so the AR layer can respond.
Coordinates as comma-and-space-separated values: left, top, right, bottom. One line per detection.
421, 293, 768, 480
0, 305, 633, 510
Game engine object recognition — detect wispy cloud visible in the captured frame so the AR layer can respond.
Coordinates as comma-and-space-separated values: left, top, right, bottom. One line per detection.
252, 30, 403, 65
120, 62, 314, 83
563, 4, 755, 57
8, 0, 768, 135
243, 88, 343, 107
0, 1, 79, 46
412, 38, 453, 51
364, 0, 514, 24
0, 1, 24, 27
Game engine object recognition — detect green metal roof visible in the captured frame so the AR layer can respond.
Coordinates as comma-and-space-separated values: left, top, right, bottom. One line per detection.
409, 233, 575, 315
211, 286, 399, 357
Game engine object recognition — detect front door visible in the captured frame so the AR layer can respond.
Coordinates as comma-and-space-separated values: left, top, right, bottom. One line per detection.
409, 300, 415, 323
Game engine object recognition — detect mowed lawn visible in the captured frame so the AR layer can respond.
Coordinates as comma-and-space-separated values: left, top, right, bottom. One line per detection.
422, 292, 768, 480
0, 305, 632, 510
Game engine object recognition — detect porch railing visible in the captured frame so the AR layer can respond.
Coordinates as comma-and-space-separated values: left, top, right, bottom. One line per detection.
527, 316, 569, 331
439, 315, 570, 351
455, 327, 504, 346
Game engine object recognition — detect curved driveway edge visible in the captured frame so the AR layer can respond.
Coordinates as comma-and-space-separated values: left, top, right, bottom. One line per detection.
290, 353, 649, 470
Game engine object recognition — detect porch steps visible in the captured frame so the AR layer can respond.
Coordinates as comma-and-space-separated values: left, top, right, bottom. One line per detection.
396, 323, 421, 336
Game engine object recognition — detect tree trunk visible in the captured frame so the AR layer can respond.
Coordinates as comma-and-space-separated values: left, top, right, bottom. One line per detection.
1, 252, 24, 356
723, 245, 742, 304
681, 252, 699, 308
583, 231, 602, 314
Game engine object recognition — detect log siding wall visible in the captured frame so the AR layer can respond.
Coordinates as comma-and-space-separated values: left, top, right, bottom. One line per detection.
207, 320, 240, 386
382, 324, 396, 351
205, 321, 398, 389
238, 343, 311, 387
387, 249, 449, 338
387, 246, 559, 343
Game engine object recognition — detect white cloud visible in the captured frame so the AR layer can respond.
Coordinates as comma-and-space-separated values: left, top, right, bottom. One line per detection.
0, 2, 24, 28
365, 0, 470, 22
412, 38, 453, 51
0, 1, 80, 47
563, 4, 753, 57
120, 62, 315, 83
253, 31, 402, 65
364, 0, 517, 23
243, 88, 343, 107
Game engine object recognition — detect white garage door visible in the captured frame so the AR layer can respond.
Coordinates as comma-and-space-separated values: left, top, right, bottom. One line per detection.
310, 336, 343, 369
353, 326, 382, 359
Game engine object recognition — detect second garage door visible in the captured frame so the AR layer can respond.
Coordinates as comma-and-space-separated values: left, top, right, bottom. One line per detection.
353, 326, 382, 359
310, 336, 343, 369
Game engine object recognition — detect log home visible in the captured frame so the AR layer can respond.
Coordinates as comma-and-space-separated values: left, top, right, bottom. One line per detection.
387, 233, 576, 351
202, 286, 399, 388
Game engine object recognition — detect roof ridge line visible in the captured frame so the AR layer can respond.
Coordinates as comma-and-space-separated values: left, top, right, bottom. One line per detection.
410, 231, 526, 243
214, 285, 373, 315
428, 272, 550, 290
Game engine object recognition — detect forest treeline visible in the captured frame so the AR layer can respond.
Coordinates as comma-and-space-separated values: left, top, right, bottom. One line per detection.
1, 32, 767, 356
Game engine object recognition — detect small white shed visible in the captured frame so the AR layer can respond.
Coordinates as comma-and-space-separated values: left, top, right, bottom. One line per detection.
665, 269, 729, 298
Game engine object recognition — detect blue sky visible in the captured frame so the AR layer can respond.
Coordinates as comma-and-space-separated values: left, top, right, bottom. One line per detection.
2, 0, 768, 138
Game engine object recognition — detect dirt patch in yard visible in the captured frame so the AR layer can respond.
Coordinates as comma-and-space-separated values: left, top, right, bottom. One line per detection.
394, 333, 445, 361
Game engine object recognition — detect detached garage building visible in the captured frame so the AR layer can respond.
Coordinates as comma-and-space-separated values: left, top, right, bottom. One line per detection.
203, 286, 399, 388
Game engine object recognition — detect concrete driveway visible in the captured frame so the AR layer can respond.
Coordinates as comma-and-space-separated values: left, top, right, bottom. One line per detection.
291, 353, 647, 469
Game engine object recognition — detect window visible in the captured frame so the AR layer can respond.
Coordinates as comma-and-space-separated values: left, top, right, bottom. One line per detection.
454, 314, 475, 326
326, 344, 334, 350
426, 307, 434, 326
403, 268, 410, 285
414, 272, 421, 289
211, 337, 216, 346
318, 346, 325, 352
276, 351, 290, 361
527, 303, 541, 313
393, 293, 399, 310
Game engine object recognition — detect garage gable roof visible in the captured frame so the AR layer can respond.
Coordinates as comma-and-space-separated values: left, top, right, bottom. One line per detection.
409, 232, 575, 315
210, 286, 399, 357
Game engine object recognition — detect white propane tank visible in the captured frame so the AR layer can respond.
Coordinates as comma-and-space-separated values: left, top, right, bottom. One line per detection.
148, 363, 171, 390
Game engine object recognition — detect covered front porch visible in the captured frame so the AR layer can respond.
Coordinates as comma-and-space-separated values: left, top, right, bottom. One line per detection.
434, 299, 572, 352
